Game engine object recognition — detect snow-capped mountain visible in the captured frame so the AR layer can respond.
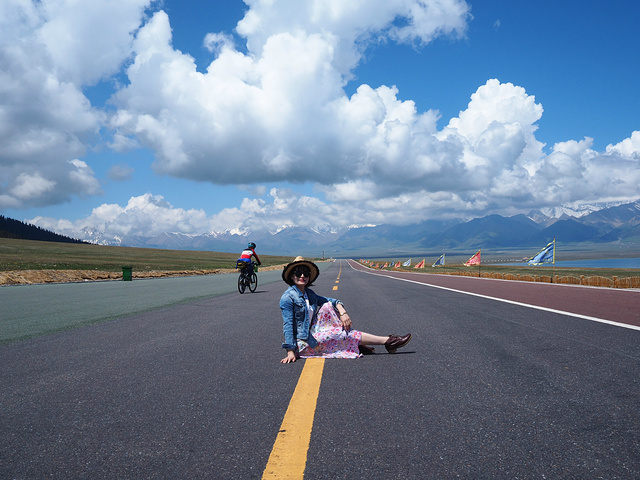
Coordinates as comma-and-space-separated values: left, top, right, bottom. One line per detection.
73, 200, 640, 255
527, 201, 629, 225
80, 227, 120, 246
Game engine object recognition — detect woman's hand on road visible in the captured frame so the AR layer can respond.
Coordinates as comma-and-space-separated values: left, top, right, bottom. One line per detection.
281, 350, 297, 364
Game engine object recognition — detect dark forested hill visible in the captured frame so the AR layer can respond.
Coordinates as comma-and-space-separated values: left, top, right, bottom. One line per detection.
0, 216, 85, 244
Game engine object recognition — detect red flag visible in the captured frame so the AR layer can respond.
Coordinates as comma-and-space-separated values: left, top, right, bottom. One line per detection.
414, 259, 425, 268
464, 250, 481, 266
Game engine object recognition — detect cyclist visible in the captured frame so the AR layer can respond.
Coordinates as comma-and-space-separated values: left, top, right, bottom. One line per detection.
237, 242, 261, 275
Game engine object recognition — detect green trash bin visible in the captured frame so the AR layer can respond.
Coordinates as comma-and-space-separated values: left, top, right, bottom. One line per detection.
122, 266, 133, 281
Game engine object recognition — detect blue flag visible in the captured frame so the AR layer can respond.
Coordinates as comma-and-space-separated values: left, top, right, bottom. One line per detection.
432, 254, 445, 267
402, 258, 411, 267
527, 239, 555, 265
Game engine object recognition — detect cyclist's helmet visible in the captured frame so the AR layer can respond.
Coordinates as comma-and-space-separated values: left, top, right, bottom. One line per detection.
247, 242, 256, 249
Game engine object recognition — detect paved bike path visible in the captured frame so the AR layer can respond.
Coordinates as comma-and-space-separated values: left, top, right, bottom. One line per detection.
1, 268, 325, 343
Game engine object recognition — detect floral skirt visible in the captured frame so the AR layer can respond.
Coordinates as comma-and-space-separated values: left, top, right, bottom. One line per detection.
297, 303, 362, 359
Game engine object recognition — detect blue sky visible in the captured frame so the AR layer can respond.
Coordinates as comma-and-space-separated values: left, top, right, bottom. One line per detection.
1, 0, 639, 243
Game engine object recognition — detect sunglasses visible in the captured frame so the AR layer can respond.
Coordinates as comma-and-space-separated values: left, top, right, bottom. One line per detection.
292, 266, 311, 277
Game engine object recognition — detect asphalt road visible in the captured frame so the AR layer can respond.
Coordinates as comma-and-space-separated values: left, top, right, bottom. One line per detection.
1, 260, 639, 479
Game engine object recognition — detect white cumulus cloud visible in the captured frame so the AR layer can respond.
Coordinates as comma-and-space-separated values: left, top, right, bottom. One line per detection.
32, 193, 209, 239
109, 1, 471, 188
0, 0, 154, 209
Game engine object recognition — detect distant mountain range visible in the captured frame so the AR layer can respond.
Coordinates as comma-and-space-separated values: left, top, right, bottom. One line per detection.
71, 200, 640, 257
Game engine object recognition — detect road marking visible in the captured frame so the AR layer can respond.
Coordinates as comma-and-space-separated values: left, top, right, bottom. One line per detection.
348, 261, 640, 332
263, 359, 325, 479
333, 261, 342, 290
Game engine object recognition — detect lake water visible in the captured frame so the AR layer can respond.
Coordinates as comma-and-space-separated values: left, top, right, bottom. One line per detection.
498, 258, 640, 269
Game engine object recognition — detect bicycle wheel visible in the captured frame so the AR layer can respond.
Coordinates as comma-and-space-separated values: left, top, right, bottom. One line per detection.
238, 274, 246, 294
248, 273, 258, 292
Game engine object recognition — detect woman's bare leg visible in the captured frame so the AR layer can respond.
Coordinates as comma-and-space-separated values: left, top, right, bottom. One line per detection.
360, 332, 390, 345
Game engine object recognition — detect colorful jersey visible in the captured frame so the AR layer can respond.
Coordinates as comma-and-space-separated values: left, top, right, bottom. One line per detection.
239, 248, 261, 264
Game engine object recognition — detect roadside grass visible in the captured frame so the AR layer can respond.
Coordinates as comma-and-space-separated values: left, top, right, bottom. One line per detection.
0, 238, 297, 272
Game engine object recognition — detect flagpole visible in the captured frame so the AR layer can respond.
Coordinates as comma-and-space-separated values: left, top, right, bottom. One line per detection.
552, 237, 556, 282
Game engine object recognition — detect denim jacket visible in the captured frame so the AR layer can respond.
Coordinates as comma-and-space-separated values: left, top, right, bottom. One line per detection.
279, 285, 341, 350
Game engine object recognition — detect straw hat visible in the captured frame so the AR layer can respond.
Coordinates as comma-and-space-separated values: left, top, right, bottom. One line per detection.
282, 256, 320, 285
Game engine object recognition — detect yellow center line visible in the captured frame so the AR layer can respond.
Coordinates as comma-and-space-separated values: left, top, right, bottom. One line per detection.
333, 261, 342, 289
262, 359, 325, 479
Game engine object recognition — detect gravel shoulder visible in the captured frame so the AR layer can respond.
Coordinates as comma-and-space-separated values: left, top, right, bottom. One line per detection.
0, 265, 286, 286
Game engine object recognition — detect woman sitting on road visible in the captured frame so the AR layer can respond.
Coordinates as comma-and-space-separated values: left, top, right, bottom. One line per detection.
279, 256, 411, 363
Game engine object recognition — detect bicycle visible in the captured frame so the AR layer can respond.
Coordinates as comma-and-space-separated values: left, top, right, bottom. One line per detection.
236, 261, 258, 294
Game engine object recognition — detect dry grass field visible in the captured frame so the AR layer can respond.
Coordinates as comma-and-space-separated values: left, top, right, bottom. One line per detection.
0, 238, 299, 285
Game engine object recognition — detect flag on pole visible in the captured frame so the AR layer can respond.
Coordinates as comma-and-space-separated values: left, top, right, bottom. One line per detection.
432, 254, 445, 267
527, 239, 555, 265
414, 259, 425, 268
402, 258, 411, 267
464, 250, 481, 266
395, 261, 401, 268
